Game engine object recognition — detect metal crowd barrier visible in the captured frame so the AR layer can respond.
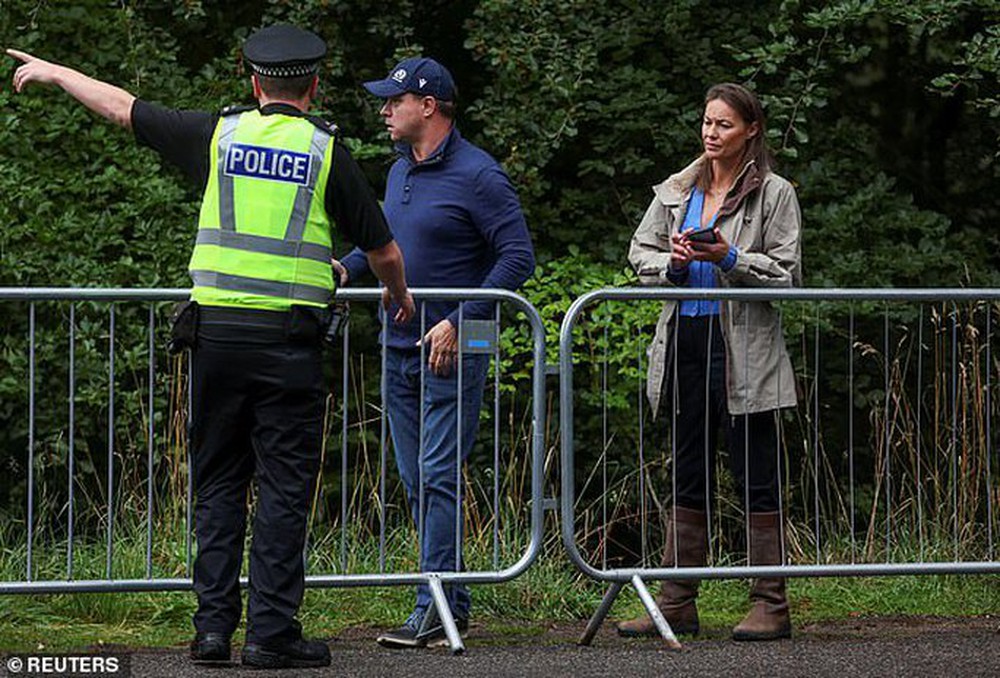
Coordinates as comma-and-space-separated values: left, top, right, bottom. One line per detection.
560, 288, 1000, 648
0, 287, 545, 655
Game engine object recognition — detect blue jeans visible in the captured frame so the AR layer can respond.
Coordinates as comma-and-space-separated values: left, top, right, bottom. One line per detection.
384, 347, 489, 619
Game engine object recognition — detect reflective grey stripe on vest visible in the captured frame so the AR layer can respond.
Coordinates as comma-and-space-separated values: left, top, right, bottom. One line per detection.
216, 115, 241, 231
284, 126, 332, 241
195, 229, 331, 264
190, 270, 331, 305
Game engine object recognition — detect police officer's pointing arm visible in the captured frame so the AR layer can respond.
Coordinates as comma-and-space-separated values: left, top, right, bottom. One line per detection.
7, 49, 135, 129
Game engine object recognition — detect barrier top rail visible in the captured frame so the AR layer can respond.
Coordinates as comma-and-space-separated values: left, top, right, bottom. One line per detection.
0, 287, 540, 303
562, 287, 1000, 307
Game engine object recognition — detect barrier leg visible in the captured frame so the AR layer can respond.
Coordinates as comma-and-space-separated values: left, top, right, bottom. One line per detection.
427, 576, 465, 655
632, 574, 682, 650
578, 580, 624, 646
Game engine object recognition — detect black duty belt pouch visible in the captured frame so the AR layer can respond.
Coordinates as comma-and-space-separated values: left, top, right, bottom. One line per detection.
322, 301, 350, 348
288, 305, 326, 345
168, 300, 199, 354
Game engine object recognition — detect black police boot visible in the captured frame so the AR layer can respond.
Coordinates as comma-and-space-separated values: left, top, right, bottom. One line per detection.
189, 632, 231, 663
241, 636, 331, 669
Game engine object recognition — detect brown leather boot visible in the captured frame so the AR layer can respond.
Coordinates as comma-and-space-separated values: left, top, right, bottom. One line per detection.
732, 511, 792, 641
616, 506, 707, 637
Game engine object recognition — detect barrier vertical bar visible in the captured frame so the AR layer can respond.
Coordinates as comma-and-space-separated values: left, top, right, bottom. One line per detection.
602, 312, 609, 571
884, 305, 891, 560
419, 302, 426, 568
186, 355, 193, 575
987, 304, 994, 559
107, 304, 115, 579
68, 303, 76, 579
146, 305, 155, 579
493, 301, 501, 569
917, 305, 925, 561
379, 306, 388, 573
637, 329, 646, 566
743, 304, 750, 561
340, 316, 350, 572
814, 305, 821, 563
456, 303, 464, 575
775, 307, 786, 562
849, 304, 856, 562
704, 313, 714, 552
951, 303, 959, 559
27, 302, 35, 583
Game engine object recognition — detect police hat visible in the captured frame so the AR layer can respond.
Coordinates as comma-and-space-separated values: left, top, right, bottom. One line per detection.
243, 24, 326, 78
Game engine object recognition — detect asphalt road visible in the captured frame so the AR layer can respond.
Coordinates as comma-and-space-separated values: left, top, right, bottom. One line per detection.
118, 616, 999, 678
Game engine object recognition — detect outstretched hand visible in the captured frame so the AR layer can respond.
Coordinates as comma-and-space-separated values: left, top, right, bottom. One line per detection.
7, 49, 61, 93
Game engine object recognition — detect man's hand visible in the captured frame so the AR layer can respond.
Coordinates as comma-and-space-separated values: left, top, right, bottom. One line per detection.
382, 287, 416, 324
7, 49, 62, 92
688, 228, 730, 263
331, 258, 349, 287
418, 318, 458, 376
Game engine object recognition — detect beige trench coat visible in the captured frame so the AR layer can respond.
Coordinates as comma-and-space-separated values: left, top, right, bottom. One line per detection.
628, 156, 802, 418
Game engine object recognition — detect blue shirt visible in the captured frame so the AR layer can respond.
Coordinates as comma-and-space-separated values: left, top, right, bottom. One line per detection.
670, 187, 737, 316
342, 127, 535, 349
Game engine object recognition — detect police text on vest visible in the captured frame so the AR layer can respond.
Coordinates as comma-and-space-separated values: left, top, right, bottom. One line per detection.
224, 143, 312, 186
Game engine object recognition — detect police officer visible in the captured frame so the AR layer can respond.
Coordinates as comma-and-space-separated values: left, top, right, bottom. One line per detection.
8, 25, 414, 669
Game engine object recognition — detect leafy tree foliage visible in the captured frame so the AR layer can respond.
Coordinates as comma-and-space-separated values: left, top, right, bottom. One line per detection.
1, 1, 997, 533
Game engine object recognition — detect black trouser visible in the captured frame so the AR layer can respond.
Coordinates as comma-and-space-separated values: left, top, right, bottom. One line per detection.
672, 314, 780, 513
189, 307, 325, 644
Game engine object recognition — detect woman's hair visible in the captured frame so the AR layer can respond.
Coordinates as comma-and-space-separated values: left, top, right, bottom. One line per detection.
698, 82, 773, 189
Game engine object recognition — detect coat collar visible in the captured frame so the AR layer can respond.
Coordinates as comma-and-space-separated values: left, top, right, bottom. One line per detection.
652, 155, 762, 213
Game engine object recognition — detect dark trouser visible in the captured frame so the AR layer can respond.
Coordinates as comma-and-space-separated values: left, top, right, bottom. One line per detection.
189, 310, 325, 644
672, 315, 780, 513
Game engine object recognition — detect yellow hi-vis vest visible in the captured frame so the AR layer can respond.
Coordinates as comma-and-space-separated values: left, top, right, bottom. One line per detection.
189, 109, 337, 310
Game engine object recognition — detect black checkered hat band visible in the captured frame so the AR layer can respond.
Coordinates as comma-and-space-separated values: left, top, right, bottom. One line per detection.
250, 62, 319, 78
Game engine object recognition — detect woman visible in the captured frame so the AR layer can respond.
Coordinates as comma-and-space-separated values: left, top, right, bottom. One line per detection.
619, 83, 801, 641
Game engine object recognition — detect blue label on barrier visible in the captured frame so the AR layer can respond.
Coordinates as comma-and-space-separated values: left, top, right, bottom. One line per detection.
461, 320, 498, 354
224, 143, 311, 186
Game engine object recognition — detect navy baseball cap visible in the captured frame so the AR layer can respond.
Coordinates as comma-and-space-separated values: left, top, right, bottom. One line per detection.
363, 57, 456, 101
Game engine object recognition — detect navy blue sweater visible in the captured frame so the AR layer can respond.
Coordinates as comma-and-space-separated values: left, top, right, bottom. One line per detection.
342, 127, 535, 349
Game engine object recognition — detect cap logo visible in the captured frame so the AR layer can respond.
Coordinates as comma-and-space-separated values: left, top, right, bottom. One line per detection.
418, 78, 427, 88
391, 69, 407, 83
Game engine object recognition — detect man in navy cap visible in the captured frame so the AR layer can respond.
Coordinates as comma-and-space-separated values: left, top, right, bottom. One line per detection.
8, 25, 414, 668
336, 57, 535, 649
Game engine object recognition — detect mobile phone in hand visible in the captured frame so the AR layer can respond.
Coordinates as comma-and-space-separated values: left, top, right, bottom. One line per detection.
685, 226, 718, 244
